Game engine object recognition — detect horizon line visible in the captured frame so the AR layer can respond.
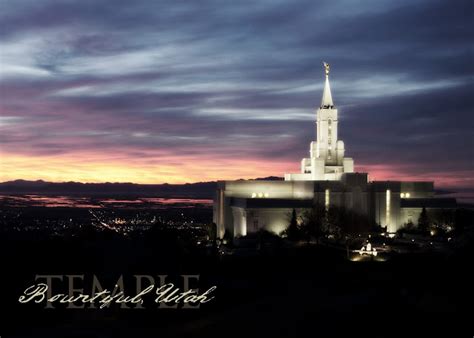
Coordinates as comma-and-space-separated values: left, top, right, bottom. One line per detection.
2, 177, 474, 192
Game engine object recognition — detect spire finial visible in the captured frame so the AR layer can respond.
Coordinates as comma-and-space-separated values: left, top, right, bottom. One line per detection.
323, 62, 330, 76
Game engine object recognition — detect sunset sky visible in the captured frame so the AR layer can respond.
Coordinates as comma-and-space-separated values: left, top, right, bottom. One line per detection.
1, 0, 473, 188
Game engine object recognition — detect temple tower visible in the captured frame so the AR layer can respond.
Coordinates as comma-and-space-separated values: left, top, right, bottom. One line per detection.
285, 62, 354, 181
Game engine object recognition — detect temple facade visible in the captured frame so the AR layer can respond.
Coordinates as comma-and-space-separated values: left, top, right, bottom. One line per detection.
213, 63, 456, 238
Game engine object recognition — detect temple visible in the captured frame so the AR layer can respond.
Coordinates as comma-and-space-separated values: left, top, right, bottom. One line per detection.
213, 63, 457, 238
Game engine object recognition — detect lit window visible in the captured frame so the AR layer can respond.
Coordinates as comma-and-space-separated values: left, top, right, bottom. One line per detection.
400, 193, 405, 198
406, 192, 410, 198
251, 193, 256, 198
264, 193, 269, 198
258, 193, 263, 198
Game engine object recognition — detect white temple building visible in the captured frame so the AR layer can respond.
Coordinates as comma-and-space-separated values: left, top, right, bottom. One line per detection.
213, 63, 456, 238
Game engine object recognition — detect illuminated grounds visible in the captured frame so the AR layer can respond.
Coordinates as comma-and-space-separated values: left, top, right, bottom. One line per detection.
0, 190, 473, 337
0, 177, 472, 337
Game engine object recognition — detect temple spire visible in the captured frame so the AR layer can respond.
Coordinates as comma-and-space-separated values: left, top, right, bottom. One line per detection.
321, 62, 334, 108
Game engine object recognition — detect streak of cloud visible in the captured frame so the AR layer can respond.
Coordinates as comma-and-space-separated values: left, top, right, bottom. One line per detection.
0, 0, 472, 188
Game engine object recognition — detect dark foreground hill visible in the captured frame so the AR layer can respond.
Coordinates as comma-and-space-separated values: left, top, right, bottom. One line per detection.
0, 177, 283, 198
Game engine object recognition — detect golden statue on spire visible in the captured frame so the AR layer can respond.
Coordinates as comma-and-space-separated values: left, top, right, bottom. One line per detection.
323, 62, 330, 76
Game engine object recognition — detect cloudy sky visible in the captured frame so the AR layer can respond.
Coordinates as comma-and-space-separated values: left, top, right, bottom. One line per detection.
1, 0, 473, 187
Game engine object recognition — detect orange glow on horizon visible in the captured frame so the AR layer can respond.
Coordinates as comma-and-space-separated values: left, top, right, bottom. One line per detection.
0, 152, 293, 184
1, 152, 472, 189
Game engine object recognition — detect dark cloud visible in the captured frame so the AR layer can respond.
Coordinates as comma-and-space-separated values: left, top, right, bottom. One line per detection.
0, 0, 472, 185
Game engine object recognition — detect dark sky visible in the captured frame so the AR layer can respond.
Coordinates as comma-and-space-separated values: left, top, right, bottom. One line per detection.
1, 0, 473, 187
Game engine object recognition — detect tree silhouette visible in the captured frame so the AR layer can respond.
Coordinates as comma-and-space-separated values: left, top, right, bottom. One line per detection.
301, 203, 325, 243
418, 207, 430, 234
282, 209, 302, 241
